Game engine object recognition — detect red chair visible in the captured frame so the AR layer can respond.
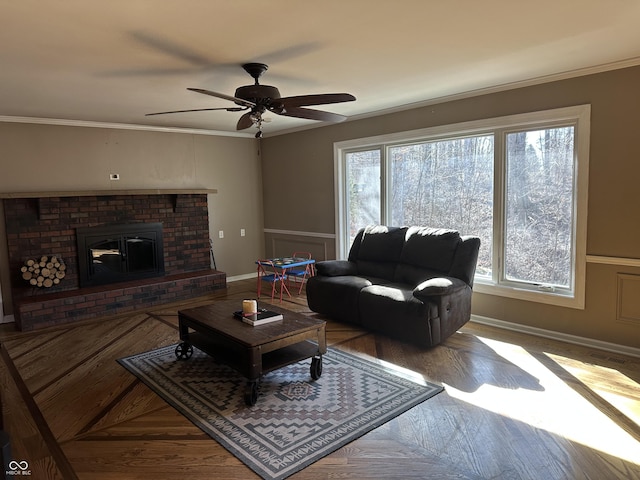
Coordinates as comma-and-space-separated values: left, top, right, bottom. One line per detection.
257, 260, 290, 303
287, 252, 314, 294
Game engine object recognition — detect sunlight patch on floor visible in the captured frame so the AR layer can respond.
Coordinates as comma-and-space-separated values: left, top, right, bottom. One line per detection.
376, 358, 431, 386
546, 353, 640, 429
444, 336, 640, 465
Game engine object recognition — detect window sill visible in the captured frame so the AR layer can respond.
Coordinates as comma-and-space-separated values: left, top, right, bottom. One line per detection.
473, 281, 585, 310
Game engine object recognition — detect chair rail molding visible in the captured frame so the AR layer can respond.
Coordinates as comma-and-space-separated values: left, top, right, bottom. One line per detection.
263, 228, 336, 239
586, 255, 640, 268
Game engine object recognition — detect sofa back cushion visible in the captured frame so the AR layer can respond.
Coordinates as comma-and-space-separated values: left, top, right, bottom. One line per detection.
347, 225, 478, 286
349, 226, 406, 280
394, 227, 461, 284
401, 227, 460, 269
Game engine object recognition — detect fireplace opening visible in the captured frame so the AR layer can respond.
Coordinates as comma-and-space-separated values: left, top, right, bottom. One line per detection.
76, 223, 165, 287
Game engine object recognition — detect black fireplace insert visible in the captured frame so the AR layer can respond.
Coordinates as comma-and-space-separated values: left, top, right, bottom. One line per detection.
76, 223, 165, 287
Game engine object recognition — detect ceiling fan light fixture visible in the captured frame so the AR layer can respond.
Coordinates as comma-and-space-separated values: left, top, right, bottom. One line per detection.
250, 110, 265, 138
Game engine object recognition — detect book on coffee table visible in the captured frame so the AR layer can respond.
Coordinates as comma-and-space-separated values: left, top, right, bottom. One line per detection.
234, 310, 284, 326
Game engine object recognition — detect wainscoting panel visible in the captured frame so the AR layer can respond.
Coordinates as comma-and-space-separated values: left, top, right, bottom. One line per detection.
263, 229, 336, 262
617, 273, 640, 325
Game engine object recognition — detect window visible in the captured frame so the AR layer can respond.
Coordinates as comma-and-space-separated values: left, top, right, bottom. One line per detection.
334, 105, 590, 308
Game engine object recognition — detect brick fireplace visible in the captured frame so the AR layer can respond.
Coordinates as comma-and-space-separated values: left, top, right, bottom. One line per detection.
2, 191, 226, 330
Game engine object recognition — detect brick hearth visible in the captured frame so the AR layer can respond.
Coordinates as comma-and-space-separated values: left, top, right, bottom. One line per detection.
2, 192, 226, 330
15, 269, 225, 331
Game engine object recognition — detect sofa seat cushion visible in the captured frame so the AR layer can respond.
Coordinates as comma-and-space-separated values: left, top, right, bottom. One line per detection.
358, 284, 438, 347
359, 284, 438, 319
305, 275, 379, 325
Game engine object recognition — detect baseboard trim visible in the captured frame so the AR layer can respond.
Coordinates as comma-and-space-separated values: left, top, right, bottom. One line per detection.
227, 272, 258, 282
470, 314, 640, 358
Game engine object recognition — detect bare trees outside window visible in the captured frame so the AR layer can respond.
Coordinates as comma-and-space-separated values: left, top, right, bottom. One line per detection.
505, 127, 575, 288
346, 149, 381, 246
388, 135, 494, 277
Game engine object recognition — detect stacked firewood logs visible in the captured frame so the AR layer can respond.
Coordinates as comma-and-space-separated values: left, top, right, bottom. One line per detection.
21, 255, 66, 288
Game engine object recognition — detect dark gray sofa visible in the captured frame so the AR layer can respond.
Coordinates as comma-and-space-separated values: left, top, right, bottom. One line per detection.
306, 225, 480, 348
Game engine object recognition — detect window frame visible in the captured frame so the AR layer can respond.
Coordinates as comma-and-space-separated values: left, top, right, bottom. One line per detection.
334, 105, 590, 309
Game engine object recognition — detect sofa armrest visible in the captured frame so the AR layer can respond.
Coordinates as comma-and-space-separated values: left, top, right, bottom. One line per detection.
315, 260, 358, 277
412, 277, 467, 300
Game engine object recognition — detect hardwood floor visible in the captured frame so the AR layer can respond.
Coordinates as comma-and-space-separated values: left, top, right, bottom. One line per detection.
1, 279, 639, 479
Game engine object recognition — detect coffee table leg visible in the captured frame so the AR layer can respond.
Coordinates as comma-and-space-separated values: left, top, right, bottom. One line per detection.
310, 355, 323, 380
244, 380, 259, 406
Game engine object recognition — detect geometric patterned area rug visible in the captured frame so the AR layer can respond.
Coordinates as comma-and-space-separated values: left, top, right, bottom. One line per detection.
118, 344, 443, 480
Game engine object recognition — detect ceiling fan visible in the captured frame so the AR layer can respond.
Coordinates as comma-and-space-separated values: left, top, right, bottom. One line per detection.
146, 63, 356, 137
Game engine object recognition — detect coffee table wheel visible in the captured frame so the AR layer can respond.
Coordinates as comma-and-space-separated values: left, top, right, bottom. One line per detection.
310, 355, 323, 380
175, 342, 193, 360
245, 380, 259, 406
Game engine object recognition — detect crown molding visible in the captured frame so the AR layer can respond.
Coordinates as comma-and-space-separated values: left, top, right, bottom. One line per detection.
0, 115, 255, 138
272, 56, 640, 137
2, 57, 639, 138
345, 57, 640, 124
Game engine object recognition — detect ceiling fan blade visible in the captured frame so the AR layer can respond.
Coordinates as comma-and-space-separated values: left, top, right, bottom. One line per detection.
187, 88, 256, 108
276, 106, 347, 123
102, 67, 207, 77
237, 112, 255, 130
146, 107, 246, 116
255, 42, 321, 65
131, 32, 215, 67
277, 93, 356, 108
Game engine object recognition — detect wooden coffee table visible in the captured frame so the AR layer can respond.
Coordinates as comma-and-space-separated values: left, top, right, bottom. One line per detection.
176, 299, 327, 405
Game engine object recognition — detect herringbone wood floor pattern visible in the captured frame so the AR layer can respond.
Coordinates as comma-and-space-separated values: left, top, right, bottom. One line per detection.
1, 279, 639, 479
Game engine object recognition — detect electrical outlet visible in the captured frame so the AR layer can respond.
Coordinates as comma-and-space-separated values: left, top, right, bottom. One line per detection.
218, 230, 224, 239
110, 173, 120, 180
240, 228, 246, 237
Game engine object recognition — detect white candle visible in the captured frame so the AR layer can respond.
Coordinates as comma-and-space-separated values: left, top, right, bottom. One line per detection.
242, 299, 258, 314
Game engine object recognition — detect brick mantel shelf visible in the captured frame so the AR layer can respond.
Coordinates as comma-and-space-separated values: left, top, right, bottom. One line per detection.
0, 189, 218, 217
0, 189, 218, 198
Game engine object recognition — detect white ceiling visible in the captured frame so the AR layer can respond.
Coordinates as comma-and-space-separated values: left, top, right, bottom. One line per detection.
2, 0, 640, 137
